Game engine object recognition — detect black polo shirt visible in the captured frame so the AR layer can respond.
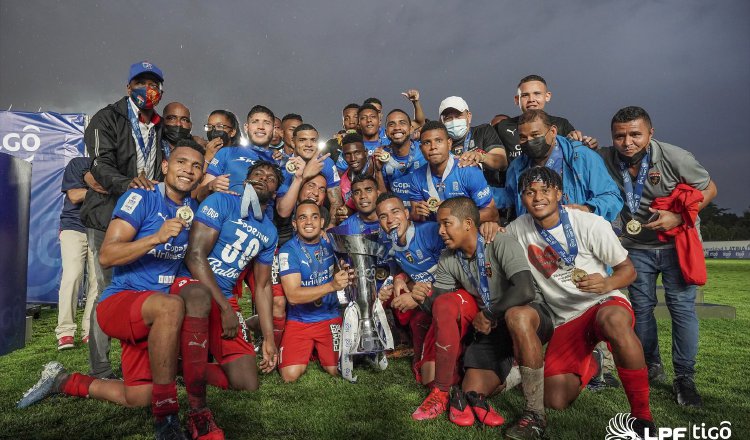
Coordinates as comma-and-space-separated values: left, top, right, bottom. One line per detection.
449, 123, 504, 187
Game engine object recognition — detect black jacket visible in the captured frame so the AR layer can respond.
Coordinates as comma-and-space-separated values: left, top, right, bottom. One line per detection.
80, 96, 163, 231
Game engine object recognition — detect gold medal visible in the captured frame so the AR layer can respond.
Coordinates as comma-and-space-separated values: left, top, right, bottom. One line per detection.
285, 161, 297, 173
571, 268, 588, 283
375, 267, 389, 281
176, 206, 194, 223
626, 219, 642, 236
427, 197, 440, 212
314, 298, 323, 307
378, 151, 391, 163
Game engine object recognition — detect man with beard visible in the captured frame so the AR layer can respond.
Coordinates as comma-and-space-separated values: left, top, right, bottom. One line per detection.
374, 109, 427, 195
504, 110, 622, 222
277, 201, 354, 382
182, 161, 281, 395
19, 141, 225, 440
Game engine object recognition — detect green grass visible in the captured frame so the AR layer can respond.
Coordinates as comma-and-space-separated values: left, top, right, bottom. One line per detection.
1, 260, 749, 439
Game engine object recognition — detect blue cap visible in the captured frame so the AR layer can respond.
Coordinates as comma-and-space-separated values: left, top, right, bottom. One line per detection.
128, 61, 164, 83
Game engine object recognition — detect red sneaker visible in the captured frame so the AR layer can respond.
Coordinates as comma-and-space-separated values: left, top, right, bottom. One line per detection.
82, 335, 90, 344
57, 336, 74, 351
186, 408, 225, 440
448, 387, 475, 426
412, 387, 449, 421
466, 391, 504, 427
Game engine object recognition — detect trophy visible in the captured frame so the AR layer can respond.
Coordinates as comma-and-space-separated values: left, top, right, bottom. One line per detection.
328, 226, 394, 382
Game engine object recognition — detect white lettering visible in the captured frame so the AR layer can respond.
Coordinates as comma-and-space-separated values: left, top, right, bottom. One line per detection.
1, 125, 41, 153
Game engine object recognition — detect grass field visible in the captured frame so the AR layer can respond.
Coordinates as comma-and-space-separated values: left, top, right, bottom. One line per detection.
1, 259, 748, 440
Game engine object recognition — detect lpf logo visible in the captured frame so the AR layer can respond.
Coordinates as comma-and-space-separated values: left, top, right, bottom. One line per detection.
2, 124, 41, 152
606, 413, 733, 440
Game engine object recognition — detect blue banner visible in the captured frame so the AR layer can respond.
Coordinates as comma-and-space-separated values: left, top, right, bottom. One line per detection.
0, 111, 86, 303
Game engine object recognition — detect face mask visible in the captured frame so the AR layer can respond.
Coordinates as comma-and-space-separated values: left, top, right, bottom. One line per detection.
207, 129, 231, 146
617, 148, 648, 166
130, 85, 162, 110
444, 118, 468, 140
163, 125, 191, 144
520, 132, 552, 160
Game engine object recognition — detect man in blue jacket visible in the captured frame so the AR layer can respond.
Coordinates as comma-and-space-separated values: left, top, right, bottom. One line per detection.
504, 110, 622, 222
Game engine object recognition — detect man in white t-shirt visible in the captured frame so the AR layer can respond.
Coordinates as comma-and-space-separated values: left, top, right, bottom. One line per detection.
507, 166, 655, 438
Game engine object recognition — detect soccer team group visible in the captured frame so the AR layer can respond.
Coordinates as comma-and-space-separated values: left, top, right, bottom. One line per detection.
17, 61, 716, 440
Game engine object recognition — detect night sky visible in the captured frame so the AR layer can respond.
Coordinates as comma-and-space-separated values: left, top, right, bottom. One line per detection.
1, 0, 748, 212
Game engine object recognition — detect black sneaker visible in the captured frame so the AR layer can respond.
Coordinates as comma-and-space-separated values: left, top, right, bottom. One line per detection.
632, 418, 657, 439
673, 376, 703, 407
587, 348, 621, 391
504, 410, 546, 440
647, 363, 667, 384
154, 414, 188, 440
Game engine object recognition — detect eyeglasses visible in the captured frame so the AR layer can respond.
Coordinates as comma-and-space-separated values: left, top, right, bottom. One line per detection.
204, 124, 233, 131
165, 115, 191, 124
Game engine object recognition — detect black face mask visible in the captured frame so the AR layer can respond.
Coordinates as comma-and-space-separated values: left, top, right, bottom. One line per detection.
520, 133, 552, 160
617, 148, 648, 166
207, 129, 231, 146
163, 125, 191, 144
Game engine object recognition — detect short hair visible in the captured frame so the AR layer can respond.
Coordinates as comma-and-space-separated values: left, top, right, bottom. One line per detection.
518, 74, 547, 88
517, 166, 563, 194
208, 109, 240, 145
341, 132, 364, 146
386, 108, 411, 124
247, 105, 275, 122
358, 103, 379, 115
294, 199, 321, 218
343, 103, 360, 112
172, 138, 205, 156
293, 123, 317, 138
363, 97, 382, 108
420, 120, 449, 138
282, 113, 303, 123
376, 192, 404, 207
611, 106, 652, 130
351, 174, 378, 189
517, 109, 552, 128
246, 160, 283, 186
439, 196, 479, 228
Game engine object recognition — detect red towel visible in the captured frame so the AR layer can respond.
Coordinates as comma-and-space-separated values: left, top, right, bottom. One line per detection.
650, 183, 706, 285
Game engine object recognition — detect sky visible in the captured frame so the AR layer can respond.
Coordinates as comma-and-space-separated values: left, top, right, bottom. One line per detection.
1, 0, 748, 212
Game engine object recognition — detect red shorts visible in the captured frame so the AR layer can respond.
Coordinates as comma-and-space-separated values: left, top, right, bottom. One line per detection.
279, 317, 342, 368
544, 296, 634, 386
415, 289, 479, 383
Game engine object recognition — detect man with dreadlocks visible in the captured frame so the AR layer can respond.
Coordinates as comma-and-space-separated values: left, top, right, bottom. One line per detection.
505, 166, 655, 439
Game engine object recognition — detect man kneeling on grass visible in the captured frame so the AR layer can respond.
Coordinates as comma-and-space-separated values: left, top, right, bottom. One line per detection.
18, 140, 224, 440
505, 166, 655, 438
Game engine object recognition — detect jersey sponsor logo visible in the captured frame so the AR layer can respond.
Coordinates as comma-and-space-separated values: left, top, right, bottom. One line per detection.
279, 253, 289, 272
158, 275, 175, 284
230, 219, 272, 244
121, 192, 143, 214
392, 181, 410, 189
232, 156, 256, 164
201, 205, 220, 219
208, 257, 241, 279
330, 324, 341, 352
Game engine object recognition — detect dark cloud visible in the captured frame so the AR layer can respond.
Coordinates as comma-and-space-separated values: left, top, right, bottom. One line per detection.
1, 0, 748, 211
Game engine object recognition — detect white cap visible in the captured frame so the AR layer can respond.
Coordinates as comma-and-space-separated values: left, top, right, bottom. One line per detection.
438, 96, 469, 116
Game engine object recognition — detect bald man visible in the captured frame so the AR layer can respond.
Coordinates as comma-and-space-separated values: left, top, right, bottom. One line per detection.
162, 102, 205, 157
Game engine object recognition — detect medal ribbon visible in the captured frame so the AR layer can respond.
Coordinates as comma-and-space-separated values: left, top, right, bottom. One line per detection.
388, 223, 415, 256
534, 206, 578, 267
382, 143, 417, 180
457, 235, 492, 309
127, 102, 156, 174
240, 183, 264, 220
426, 155, 456, 201
545, 144, 563, 175
619, 149, 651, 215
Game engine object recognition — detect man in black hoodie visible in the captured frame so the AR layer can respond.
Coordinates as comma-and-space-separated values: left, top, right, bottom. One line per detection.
79, 61, 166, 379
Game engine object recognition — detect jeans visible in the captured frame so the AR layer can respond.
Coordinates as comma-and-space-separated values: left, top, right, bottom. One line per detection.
627, 247, 698, 378
86, 228, 114, 378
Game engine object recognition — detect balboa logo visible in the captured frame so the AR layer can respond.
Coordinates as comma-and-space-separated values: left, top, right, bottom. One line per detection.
2, 125, 41, 152
606, 413, 733, 440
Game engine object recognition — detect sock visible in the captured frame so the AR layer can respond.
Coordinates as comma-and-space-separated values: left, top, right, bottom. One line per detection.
410, 311, 432, 363
520, 366, 545, 416
151, 382, 179, 421
180, 316, 209, 410
206, 364, 229, 390
432, 298, 461, 392
60, 373, 95, 398
617, 367, 652, 421
273, 317, 286, 349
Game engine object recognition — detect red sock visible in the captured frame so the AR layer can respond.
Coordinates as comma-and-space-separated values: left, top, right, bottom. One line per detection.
410, 311, 432, 362
432, 297, 461, 392
60, 373, 95, 398
180, 316, 209, 410
206, 364, 229, 390
617, 367, 653, 421
273, 317, 286, 349
151, 382, 179, 420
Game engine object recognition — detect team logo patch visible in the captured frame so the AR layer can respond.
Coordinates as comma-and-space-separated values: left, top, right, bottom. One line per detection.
330, 324, 342, 352
648, 169, 661, 185
121, 192, 143, 214
279, 253, 290, 271
405, 251, 414, 263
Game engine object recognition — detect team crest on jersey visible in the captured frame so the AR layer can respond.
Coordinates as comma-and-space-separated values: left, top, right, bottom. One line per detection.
648, 170, 661, 185
121, 192, 143, 214
405, 251, 414, 263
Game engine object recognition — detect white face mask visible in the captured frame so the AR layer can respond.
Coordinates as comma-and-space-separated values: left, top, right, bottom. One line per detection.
444, 118, 468, 139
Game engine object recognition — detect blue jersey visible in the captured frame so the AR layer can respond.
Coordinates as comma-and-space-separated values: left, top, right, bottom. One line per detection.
100, 186, 198, 302
338, 214, 381, 234
179, 192, 277, 298
278, 236, 339, 323
381, 222, 444, 284
364, 139, 385, 153
277, 155, 340, 199
381, 141, 426, 189
206, 145, 261, 191
407, 158, 493, 219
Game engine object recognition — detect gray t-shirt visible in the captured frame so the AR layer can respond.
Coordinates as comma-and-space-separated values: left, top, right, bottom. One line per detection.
430, 231, 538, 317
598, 139, 710, 249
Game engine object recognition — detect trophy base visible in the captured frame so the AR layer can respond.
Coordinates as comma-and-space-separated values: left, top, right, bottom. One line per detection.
353, 318, 386, 354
